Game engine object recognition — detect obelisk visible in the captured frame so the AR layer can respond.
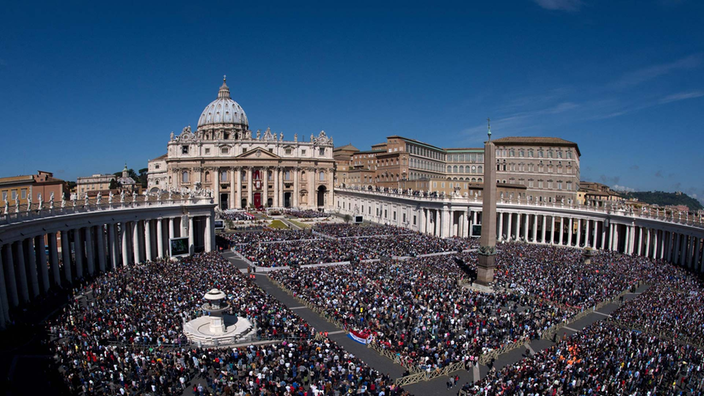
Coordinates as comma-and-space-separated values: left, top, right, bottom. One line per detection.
476, 120, 497, 286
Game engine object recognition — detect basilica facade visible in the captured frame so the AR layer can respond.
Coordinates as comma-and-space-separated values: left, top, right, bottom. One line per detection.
147, 78, 335, 211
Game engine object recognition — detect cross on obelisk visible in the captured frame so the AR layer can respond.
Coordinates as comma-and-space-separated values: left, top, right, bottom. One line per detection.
476, 119, 497, 285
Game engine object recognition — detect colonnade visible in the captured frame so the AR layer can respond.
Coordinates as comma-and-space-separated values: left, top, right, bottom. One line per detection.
0, 202, 216, 329
336, 189, 704, 271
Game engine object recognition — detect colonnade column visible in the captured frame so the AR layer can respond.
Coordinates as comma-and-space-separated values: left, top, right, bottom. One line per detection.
3, 244, 19, 306
0, 249, 10, 323
568, 218, 573, 247
507, 213, 513, 240
145, 220, 153, 262
121, 223, 130, 267
575, 219, 582, 247
26, 238, 39, 298
584, 220, 590, 248
205, 215, 213, 252
541, 215, 547, 243
188, 216, 195, 255
15, 241, 29, 303
523, 214, 529, 241
157, 219, 164, 259
695, 239, 701, 270
132, 222, 141, 264
62, 230, 73, 284
108, 224, 117, 271
36, 235, 49, 292
96, 226, 106, 273
653, 229, 659, 260
48, 232, 61, 286
85, 227, 95, 276
550, 216, 556, 244
74, 229, 84, 278
558, 217, 564, 245
419, 209, 426, 234
498, 212, 504, 241
532, 214, 538, 242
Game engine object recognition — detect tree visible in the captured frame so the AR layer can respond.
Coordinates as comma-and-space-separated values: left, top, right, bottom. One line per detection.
109, 178, 119, 190
138, 168, 148, 188
343, 214, 352, 224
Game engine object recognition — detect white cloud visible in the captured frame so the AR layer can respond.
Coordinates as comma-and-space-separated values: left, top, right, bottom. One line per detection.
612, 54, 702, 89
534, 0, 583, 12
612, 184, 636, 193
660, 91, 704, 104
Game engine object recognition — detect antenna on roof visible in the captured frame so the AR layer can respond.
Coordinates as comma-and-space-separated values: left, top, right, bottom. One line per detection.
487, 117, 492, 141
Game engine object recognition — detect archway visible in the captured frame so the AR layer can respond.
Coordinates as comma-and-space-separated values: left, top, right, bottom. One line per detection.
317, 185, 327, 208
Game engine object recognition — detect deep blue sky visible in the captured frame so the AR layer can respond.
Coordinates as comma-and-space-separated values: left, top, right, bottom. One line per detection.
1, 1, 702, 201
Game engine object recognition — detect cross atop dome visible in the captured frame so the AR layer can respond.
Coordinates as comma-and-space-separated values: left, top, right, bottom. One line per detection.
218, 75, 230, 99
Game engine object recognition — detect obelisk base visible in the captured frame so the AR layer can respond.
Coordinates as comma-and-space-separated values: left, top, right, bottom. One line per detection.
475, 252, 496, 286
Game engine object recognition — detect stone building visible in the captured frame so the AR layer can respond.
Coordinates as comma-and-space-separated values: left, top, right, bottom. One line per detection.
334, 135, 580, 202
492, 137, 581, 204
0, 171, 67, 208
148, 78, 335, 211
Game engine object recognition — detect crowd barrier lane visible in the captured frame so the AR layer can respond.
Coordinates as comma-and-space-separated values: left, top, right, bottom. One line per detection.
394, 361, 467, 387
610, 319, 704, 350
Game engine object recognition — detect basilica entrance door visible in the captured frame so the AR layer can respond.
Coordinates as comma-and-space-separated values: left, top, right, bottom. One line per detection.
254, 192, 262, 209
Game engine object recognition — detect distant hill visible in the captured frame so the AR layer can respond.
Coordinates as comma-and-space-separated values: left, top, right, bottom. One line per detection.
620, 191, 703, 212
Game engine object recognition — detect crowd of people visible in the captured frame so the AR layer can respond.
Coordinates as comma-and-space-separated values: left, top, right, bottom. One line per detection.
611, 263, 704, 348
491, 244, 666, 310
218, 211, 256, 221
270, 255, 568, 370
229, 224, 477, 267
48, 252, 403, 395
466, 320, 704, 395
284, 209, 330, 219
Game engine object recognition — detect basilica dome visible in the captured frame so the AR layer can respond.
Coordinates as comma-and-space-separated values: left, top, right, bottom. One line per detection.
197, 77, 249, 129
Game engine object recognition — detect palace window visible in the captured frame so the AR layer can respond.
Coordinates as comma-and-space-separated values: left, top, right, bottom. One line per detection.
182, 171, 189, 184
21, 189, 27, 199
319, 171, 325, 181
285, 148, 292, 155
220, 171, 227, 182
301, 149, 307, 155
221, 147, 229, 154
182, 146, 188, 154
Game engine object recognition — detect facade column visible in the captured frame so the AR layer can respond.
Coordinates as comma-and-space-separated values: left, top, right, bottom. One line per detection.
108, 224, 118, 270
247, 167, 253, 209
213, 168, 220, 210
74, 229, 84, 279
584, 219, 590, 248
309, 168, 315, 208
532, 214, 538, 242
3, 244, 19, 306
48, 232, 61, 286
558, 217, 564, 245
15, 241, 30, 303
293, 168, 300, 208
637, 227, 644, 256
205, 215, 213, 252
263, 167, 269, 208
85, 227, 95, 276
575, 218, 582, 247
188, 216, 195, 255
36, 235, 49, 293
593, 220, 598, 249
121, 223, 130, 267
157, 218, 164, 259
230, 167, 237, 210
625, 226, 631, 254
132, 221, 140, 265
523, 213, 529, 241
443, 208, 451, 238
567, 218, 573, 247
236, 167, 243, 209
62, 230, 73, 284
652, 229, 659, 260
145, 220, 153, 262
550, 216, 556, 244
96, 226, 106, 273
26, 238, 39, 298
273, 167, 279, 207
